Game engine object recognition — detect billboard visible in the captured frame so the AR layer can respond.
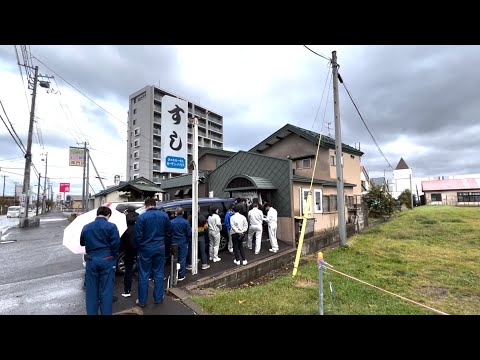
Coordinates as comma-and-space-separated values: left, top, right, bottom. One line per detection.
69, 147, 85, 167
160, 95, 188, 174
60, 183, 70, 192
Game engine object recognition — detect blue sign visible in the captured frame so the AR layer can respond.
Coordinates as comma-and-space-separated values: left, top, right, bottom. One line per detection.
166, 156, 186, 169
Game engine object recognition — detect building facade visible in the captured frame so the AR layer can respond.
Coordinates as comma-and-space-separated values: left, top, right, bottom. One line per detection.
126, 86, 224, 184
421, 178, 480, 206
391, 157, 413, 199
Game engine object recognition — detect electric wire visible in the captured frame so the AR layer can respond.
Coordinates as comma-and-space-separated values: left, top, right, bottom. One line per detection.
340, 75, 393, 170
0, 100, 27, 153
303, 45, 332, 62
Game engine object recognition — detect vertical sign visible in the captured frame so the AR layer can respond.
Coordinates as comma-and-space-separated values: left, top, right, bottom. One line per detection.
69, 147, 85, 167
160, 95, 188, 174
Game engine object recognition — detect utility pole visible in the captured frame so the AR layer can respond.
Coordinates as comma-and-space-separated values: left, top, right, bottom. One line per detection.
409, 173, 414, 209
2, 175, 6, 199
81, 142, 87, 212
89, 153, 106, 191
21, 65, 38, 221
85, 147, 90, 211
42, 152, 48, 214
332, 51, 347, 246
36, 173, 41, 216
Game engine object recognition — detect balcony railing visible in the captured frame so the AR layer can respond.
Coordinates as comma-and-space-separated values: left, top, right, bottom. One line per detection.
153, 141, 160, 147
153, 153, 160, 159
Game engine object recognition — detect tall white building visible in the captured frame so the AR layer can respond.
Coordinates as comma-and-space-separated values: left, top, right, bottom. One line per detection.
126, 86, 224, 184
391, 157, 413, 199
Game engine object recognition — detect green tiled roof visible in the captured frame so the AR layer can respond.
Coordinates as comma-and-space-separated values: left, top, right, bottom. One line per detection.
209, 151, 292, 217
249, 123, 364, 156
160, 171, 208, 190
94, 177, 164, 196
292, 175, 357, 188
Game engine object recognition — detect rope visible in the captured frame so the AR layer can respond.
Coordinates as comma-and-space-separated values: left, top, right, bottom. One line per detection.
324, 266, 449, 315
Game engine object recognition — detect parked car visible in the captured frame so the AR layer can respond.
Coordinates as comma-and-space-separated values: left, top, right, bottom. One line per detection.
7, 206, 23, 218
82, 201, 143, 275
139, 197, 236, 252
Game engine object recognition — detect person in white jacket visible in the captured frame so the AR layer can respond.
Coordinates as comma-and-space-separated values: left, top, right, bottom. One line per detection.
264, 203, 279, 253
207, 207, 222, 262
247, 202, 264, 254
230, 205, 248, 265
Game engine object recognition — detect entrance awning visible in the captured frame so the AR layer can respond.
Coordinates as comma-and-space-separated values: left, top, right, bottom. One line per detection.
224, 174, 277, 192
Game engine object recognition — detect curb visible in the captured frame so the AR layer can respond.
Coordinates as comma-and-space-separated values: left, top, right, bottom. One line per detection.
167, 287, 206, 315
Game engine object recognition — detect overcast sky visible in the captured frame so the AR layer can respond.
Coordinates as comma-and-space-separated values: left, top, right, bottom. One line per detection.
1, 45, 479, 198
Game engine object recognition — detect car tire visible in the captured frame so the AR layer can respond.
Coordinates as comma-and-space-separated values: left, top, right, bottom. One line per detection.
219, 233, 227, 252
116, 252, 137, 275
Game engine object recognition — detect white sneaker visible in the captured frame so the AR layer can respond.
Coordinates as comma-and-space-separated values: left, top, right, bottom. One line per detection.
269, 248, 278, 253
213, 257, 221, 262
242, 260, 248, 266
201, 264, 210, 270
209, 257, 213, 261
233, 260, 240, 265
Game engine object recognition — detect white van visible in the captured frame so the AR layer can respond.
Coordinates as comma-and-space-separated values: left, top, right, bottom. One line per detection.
7, 206, 22, 218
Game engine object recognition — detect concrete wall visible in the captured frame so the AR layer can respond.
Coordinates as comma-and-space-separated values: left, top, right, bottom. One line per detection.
392, 168, 413, 198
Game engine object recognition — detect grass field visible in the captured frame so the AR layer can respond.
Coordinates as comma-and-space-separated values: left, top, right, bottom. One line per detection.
191, 206, 480, 315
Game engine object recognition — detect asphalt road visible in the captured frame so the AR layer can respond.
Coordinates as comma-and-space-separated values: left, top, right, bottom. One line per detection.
0, 210, 195, 315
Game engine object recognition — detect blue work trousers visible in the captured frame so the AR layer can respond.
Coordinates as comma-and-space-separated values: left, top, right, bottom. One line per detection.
85, 256, 116, 315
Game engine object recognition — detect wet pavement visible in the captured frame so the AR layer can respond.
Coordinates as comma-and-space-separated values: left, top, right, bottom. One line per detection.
0, 209, 290, 315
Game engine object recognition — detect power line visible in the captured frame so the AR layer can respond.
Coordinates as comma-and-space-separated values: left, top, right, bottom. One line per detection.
0, 114, 26, 155
339, 73, 393, 170
31, 54, 127, 127
13, 45, 30, 112
303, 45, 332, 62
0, 100, 27, 153
311, 61, 332, 130
30, 52, 159, 149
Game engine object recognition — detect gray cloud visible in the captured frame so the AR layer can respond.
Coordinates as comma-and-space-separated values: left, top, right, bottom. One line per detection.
2, 45, 480, 187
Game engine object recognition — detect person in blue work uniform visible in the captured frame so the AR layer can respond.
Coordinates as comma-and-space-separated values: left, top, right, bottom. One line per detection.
135, 198, 171, 307
170, 206, 191, 282
80, 206, 120, 315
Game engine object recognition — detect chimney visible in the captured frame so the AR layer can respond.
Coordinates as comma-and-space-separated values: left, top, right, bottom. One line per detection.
114, 175, 120, 186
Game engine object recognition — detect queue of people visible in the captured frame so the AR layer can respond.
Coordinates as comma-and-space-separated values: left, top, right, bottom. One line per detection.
80, 197, 279, 315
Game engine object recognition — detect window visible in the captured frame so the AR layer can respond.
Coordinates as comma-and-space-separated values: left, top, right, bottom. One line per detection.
133, 109, 137, 114
329, 195, 337, 212
133, 174, 139, 179
299, 188, 312, 215
431, 193, 442, 202
134, 139, 139, 147
133, 163, 139, 171
133, 119, 136, 126
323, 195, 329, 212
330, 155, 336, 166
314, 189, 323, 213
296, 158, 311, 169
133, 151, 139, 159
134, 128, 140, 136
457, 192, 480, 202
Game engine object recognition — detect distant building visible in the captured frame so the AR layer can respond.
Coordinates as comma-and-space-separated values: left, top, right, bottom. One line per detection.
126, 86, 224, 185
360, 165, 370, 195
421, 178, 480, 206
391, 158, 413, 199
